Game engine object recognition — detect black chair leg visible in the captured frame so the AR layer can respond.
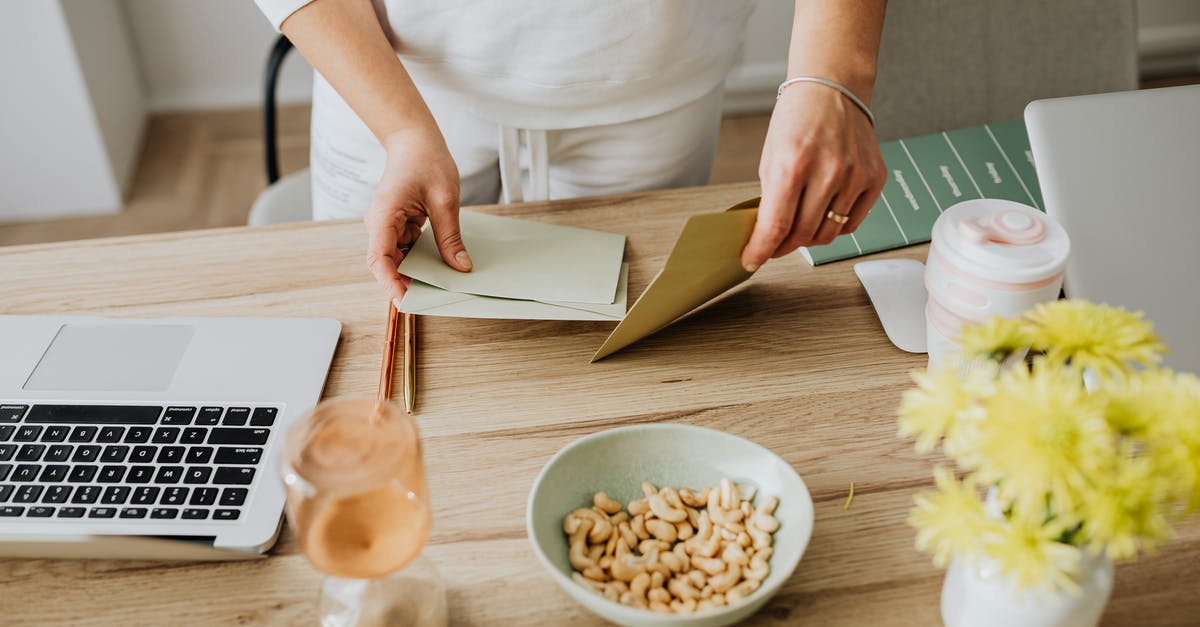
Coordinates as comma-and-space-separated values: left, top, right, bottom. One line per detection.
263, 35, 295, 185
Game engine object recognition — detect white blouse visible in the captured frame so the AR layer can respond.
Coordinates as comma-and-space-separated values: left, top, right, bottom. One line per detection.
255, 0, 755, 129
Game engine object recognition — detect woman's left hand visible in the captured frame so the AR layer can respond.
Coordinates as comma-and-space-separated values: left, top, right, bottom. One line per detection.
742, 82, 887, 271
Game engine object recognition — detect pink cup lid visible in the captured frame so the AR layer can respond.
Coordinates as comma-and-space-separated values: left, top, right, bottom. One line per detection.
931, 199, 1070, 284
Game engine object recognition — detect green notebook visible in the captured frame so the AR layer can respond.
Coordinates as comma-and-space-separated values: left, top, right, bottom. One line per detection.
801, 120, 1045, 265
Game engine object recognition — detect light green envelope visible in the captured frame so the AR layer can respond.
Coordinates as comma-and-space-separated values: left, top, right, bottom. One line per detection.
396, 210, 627, 305
398, 264, 629, 321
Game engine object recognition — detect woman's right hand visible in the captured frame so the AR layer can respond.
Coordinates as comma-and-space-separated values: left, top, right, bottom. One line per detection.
365, 126, 473, 304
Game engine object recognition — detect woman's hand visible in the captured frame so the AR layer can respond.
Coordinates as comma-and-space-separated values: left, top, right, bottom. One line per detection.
742, 83, 886, 271
365, 126, 473, 303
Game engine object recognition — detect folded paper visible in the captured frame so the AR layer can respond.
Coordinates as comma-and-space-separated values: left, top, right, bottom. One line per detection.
592, 198, 767, 361
399, 264, 628, 321
397, 210, 627, 305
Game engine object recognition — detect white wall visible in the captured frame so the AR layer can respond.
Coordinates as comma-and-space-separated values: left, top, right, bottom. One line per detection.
121, 0, 313, 111
0, 1, 144, 221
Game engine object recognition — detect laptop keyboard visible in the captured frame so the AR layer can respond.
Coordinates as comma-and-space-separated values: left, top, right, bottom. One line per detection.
0, 403, 277, 522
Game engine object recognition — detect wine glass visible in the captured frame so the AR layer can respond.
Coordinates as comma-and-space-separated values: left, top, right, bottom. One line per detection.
281, 398, 447, 626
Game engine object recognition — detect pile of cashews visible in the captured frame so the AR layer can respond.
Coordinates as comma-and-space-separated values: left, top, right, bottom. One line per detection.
563, 478, 779, 614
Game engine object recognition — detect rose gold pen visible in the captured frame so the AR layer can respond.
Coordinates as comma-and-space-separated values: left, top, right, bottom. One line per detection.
378, 303, 401, 406
403, 312, 416, 414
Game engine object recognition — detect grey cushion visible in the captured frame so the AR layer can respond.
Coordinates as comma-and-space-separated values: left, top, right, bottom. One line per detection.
872, 0, 1138, 140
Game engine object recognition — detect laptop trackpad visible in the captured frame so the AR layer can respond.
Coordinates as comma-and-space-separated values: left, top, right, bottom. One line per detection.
23, 324, 194, 392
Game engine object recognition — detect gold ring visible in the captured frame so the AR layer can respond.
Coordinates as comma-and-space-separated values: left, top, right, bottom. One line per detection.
825, 210, 850, 225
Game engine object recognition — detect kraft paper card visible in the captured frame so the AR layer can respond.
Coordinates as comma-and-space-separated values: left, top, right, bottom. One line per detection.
592, 198, 768, 361
399, 264, 628, 321
397, 210, 627, 305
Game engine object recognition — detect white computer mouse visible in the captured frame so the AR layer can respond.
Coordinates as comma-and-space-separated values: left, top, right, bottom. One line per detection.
854, 258, 928, 353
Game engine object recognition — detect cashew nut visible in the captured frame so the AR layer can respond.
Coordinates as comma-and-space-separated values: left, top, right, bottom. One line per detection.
661, 486, 685, 510
617, 521, 637, 548
648, 493, 688, 523
668, 577, 701, 601
587, 544, 604, 564
719, 479, 739, 510
709, 505, 744, 526
620, 591, 648, 610
670, 598, 698, 614
687, 569, 706, 589
748, 524, 772, 550
711, 593, 726, 606
629, 572, 651, 600
726, 578, 760, 604
641, 482, 658, 499
573, 572, 605, 593
627, 498, 650, 517
692, 556, 726, 576
650, 571, 665, 590
609, 511, 628, 525
692, 532, 722, 558
672, 542, 691, 573
593, 492, 623, 515
709, 564, 741, 594
648, 587, 671, 605
660, 550, 684, 573
570, 508, 614, 544
752, 496, 780, 533
721, 542, 750, 567
598, 556, 614, 571
646, 518, 678, 543
631, 514, 650, 541
639, 539, 670, 555
611, 547, 658, 582
743, 556, 769, 582
675, 520, 694, 541
679, 487, 709, 508
649, 601, 671, 614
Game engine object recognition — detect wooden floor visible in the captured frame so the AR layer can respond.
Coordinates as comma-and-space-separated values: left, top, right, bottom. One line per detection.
0, 107, 770, 247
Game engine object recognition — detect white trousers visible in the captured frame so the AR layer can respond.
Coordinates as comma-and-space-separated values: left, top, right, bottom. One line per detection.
309, 73, 726, 220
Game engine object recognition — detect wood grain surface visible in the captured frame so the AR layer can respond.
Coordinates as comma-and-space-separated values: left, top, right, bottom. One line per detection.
0, 182, 1196, 625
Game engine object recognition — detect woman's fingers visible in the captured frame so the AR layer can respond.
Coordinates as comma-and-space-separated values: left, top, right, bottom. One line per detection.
742, 165, 803, 271
365, 214, 409, 303
425, 190, 472, 272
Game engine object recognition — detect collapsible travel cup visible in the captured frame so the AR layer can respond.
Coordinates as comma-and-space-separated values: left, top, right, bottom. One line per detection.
925, 199, 1070, 366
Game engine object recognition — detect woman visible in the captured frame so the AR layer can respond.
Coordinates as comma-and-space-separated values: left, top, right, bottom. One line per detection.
255, 0, 887, 302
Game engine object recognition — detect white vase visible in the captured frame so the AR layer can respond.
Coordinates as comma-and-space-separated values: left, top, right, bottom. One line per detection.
941, 550, 1113, 627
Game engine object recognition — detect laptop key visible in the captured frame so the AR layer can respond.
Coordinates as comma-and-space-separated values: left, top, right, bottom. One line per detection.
161, 487, 188, 505
41, 426, 70, 442
183, 467, 212, 484
14, 485, 43, 503
220, 488, 249, 507
38, 464, 69, 483
157, 446, 185, 464
250, 407, 278, 426
42, 485, 71, 503
0, 506, 25, 516
88, 507, 117, 518
96, 426, 125, 443
13, 464, 39, 482
127, 466, 155, 484
69, 426, 99, 442
0, 464, 11, 481
0, 425, 14, 441
132, 487, 160, 505
124, 426, 152, 443
208, 428, 270, 445
16, 444, 45, 462
189, 487, 218, 505
101, 445, 130, 463
27, 405, 162, 425
0, 444, 15, 461
153, 427, 180, 444
0, 405, 28, 423
27, 506, 55, 518
120, 507, 148, 519
14, 426, 41, 442
101, 486, 131, 505
181, 428, 207, 445
0, 485, 12, 502
45, 445, 72, 462
72, 445, 100, 463
161, 407, 197, 426
185, 446, 214, 464
182, 508, 209, 520
57, 507, 85, 518
215, 447, 262, 465
213, 509, 241, 520
98, 465, 127, 483
196, 407, 224, 426
155, 466, 183, 484
68, 465, 99, 483
72, 486, 101, 504
223, 407, 251, 426
214, 467, 256, 485
130, 446, 155, 463
151, 508, 179, 519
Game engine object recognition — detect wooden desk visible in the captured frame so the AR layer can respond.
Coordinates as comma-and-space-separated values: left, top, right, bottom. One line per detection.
0, 183, 1196, 625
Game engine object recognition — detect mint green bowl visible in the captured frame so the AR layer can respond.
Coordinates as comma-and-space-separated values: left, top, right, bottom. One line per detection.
526, 424, 814, 627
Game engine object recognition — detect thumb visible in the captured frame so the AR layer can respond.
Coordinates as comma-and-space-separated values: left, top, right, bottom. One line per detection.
426, 195, 472, 272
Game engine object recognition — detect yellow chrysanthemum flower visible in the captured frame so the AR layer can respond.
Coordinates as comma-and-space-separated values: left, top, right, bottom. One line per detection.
1027, 300, 1164, 376
957, 316, 1036, 362
909, 467, 1000, 567
971, 360, 1112, 514
898, 362, 995, 453
1136, 371, 1200, 509
983, 515, 1083, 592
1076, 456, 1172, 560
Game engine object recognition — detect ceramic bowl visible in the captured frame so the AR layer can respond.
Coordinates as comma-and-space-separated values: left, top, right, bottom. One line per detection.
526, 424, 814, 627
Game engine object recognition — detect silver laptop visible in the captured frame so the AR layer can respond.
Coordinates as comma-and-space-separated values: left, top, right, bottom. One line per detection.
0, 315, 340, 559
1025, 85, 1200, 375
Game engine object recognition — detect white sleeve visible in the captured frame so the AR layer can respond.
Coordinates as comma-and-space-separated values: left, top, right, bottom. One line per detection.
255, 0, 316, 31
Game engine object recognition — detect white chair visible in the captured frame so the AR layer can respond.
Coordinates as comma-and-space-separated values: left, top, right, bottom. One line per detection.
247, 35, 313, 227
